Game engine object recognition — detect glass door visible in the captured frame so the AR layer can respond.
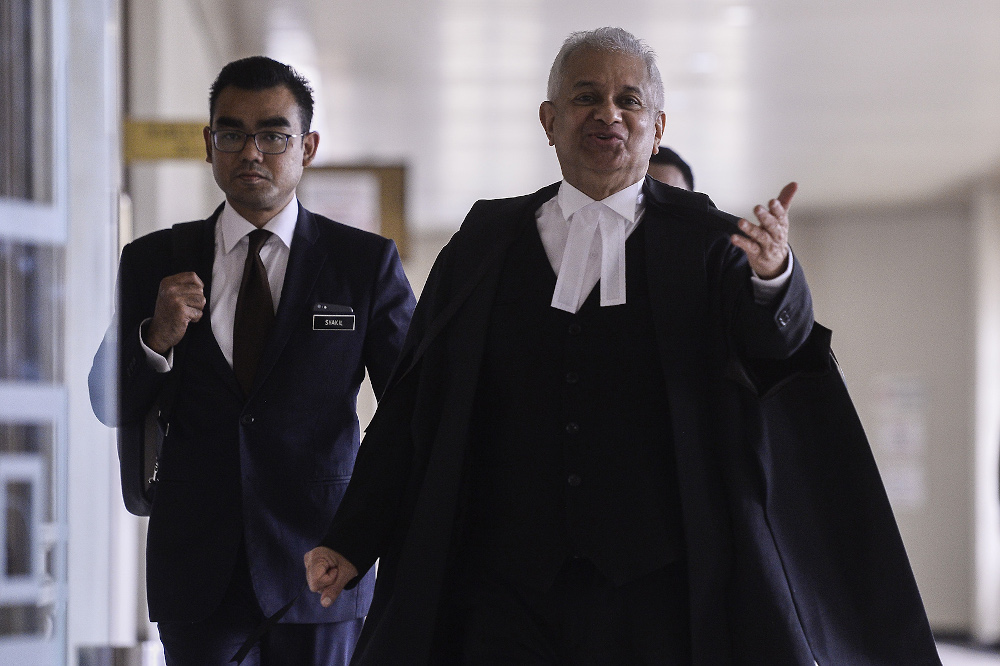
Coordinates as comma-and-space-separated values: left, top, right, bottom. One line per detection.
0, 0, 68, 662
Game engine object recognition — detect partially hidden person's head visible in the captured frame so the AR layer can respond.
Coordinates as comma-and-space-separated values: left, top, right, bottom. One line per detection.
648, 146, 694, 191
204, 56, 319, 227
540, 27, 666, 200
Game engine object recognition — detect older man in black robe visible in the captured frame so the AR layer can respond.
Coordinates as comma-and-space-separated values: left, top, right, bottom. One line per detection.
305, 27, 939, 666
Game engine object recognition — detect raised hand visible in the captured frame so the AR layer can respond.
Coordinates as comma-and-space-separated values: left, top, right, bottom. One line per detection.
304, 546, 358, 608
731, 182, 797, 280
144, 272, 206, 355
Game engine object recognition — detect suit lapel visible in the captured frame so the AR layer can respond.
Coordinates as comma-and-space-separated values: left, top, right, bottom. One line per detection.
250, 204, 326, 395
176, 209, 244, 398
643, 178, 710, 377
643, 180, 740, 660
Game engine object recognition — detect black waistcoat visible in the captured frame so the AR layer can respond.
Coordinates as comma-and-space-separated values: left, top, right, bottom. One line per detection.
465, 219, 684, 592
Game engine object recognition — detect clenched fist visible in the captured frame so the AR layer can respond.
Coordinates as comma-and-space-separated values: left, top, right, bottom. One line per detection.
144, 272, 206, 354
304, 547, 358, 609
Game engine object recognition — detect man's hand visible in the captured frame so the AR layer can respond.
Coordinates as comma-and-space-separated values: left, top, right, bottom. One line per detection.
731, 182, 798, 280
304, 547, 358, 608
144, 272, 206, 355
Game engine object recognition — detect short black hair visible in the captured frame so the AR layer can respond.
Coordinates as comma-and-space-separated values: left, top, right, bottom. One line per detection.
209, 56, 315, 132
649, 146, 694, 190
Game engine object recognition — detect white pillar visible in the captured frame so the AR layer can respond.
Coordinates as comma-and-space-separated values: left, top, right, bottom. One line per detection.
65, 0, 134, 659
973, 181, 1000, 642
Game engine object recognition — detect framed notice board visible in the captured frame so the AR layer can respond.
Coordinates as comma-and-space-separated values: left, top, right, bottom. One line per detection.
298, 164, 408, 258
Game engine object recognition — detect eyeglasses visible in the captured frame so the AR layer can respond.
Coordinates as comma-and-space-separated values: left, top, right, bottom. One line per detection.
210, 129, 309, 155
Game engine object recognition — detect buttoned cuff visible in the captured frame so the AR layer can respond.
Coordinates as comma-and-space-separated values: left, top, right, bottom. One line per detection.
751, 251, 794, 305
139, 318, 174, 373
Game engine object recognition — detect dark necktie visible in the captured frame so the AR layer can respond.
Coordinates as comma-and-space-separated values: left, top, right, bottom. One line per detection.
233, 228, 275, 396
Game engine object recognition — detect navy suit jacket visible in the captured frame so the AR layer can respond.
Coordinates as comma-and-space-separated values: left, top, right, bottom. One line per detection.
90, 202, 415, 624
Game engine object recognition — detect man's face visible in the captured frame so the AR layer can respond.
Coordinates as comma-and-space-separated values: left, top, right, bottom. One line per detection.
540, 47, 665, 200
647, 162, 690, 191
204, 84, 319, 226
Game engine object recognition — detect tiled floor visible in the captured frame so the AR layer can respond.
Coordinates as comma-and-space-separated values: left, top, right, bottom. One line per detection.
139, 640, 998, 664
940, 642, 1000, 665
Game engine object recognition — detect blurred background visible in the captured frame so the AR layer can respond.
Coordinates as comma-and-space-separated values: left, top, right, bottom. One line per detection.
2, 0, 1000, 663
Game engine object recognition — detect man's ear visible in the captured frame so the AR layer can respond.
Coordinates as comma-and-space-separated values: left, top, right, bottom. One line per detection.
302, 131, 319, 167
203, 126, 213, 164
539, 101, 556, 146
653, 112, 666, 150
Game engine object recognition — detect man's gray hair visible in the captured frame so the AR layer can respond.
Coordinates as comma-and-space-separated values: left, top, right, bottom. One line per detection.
546, 27, 665, 114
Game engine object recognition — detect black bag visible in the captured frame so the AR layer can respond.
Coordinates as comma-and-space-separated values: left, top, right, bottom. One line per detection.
117, 221, 205, 516
116, 391, 174, 516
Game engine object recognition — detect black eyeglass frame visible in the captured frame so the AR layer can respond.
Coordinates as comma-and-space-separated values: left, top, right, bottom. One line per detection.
209, 129, 311, 155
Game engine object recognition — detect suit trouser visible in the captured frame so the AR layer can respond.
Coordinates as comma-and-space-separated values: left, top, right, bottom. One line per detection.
458, 557, 692, 665
156, 547, 363, 666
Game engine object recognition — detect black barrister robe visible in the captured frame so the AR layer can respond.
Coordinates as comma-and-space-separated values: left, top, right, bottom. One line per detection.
322, 177, 940, 664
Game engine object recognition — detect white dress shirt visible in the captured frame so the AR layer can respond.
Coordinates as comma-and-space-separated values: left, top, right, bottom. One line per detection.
141, 197, 299, 371
536, 180, 793, 314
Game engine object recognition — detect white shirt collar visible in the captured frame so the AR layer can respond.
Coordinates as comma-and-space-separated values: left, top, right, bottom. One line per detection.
219, 196, 299, 254
556, 178, 645, 224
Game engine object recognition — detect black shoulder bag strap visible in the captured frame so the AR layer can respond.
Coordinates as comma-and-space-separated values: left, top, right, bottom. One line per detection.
152, 220, 207, 467
126, 221, 206, 515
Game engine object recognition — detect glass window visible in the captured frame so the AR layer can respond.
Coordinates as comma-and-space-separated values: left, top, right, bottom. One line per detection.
0, 0, 53, 203
0, 424, 55, 639
0, 0, 64, 659
0, 241, 62, 382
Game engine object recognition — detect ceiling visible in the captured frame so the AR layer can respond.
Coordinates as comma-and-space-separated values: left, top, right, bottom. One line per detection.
242, 0, 1000, 228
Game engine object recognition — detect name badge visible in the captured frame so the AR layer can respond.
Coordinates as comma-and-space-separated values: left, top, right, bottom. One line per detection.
313, 303, 355, 331
314, 315, 356, 331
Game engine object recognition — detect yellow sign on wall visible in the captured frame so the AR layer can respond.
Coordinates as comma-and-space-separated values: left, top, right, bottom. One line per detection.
124, 119, 206, 162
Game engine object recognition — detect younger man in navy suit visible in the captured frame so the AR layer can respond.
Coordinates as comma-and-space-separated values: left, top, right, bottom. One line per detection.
90, 57, 414, 665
